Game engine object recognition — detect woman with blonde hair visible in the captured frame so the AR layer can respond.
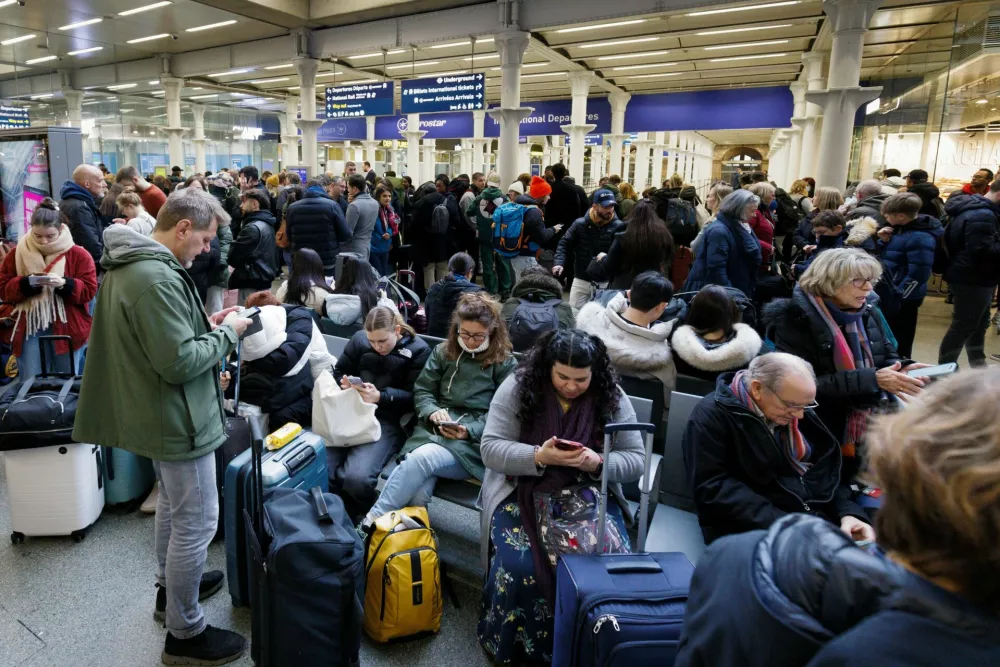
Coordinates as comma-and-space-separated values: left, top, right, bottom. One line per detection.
691, 183, 735, 255
113, 189, 156, 236
747, 181, 777, 269
618, 181, 639, 218
788, 179, 814, 215
358, 292, 516, 529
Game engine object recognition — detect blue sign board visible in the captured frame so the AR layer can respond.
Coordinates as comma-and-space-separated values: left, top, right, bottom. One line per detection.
0, 105, 29, 130
484, 97, 611, 137
622, 86, 792, 131
325, 81, 395, 119
401, 73, 485, 114
565, 134, 603, 147
375, 113, 475, 140
316, 118, 367, 142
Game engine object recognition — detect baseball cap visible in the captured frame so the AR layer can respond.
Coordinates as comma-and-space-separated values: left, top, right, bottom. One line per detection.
906, 169, 928, 183
594, 189, 617, 208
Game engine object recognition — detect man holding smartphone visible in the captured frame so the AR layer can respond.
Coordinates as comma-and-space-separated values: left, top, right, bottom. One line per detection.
74, 188, 253, 666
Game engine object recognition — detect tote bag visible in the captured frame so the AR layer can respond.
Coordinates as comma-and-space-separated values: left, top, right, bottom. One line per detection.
311, 370, 381, 447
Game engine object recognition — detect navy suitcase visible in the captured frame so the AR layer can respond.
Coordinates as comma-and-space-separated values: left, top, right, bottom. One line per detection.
225, 428, 328, 606
552, 422, 695, 667
244, 419, 364, 667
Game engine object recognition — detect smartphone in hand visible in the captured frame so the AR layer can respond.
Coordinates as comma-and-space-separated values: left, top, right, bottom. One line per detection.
554, 438, 583, 451
347, 376, 364, 386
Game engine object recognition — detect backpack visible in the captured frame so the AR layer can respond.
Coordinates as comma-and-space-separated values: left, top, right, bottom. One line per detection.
492, 202, 528, 258
773, 188, 803, 235
507, 293, 561, 351
932, 215, 953, 275
658, 198, 698, 247
429, 201, 450, 235
362, 506, 441, 642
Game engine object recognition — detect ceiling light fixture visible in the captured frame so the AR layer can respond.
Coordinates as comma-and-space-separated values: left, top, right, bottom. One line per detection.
610, 62, 678, 71
704, 39, 789, 50
59, 18, 103, 31
696, 23, 793, 36
709, 52, 789, 62
578, 36, 659, 49
488, 62, 546, 71
350, 49, 406, 59
432, 70, 470, 76
126, 33, 171, 44
249, 77, 289, 84
189, 94, 219, 99
1, 34, 37, 46
0, 0, 18, 7
349, 78, 379, 84
463, 54, 499, 61
30, 94, 53, 100
148, 80, 159, 85
25, 55, 59, 64
623, 72, 683, 80
975, 98, 989, 104
186, 20, 237, 32
315, 71, 344, 78
68, 46, 104, 55
209, 69, 252, 77
118, 108, 133, 112
556, 19, 645, 34
107, 83, 138, 89
431, 41, 471, 49
522, 72, 567, 79
265, 64, 294, 70
687, 1, 799, 16
385, 61, 440, 70
596, 50, 670, 61
118, 1, 171, 16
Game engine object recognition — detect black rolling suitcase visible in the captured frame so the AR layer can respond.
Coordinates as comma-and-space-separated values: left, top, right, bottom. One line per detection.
214, 341, 251, 539
244, 418, 365, 667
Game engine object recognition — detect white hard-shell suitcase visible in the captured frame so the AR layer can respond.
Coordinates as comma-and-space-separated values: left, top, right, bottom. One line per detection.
5, 443, 105, 544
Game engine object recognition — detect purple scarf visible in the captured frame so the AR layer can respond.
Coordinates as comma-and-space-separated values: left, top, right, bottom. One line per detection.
516, 385, 598, 605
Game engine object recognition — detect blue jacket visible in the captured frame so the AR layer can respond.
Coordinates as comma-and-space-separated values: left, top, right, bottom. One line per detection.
683, 214, 762, 298
794, 220, 878, 275
370, 209, 392, 255
285, 186, 351, 270
59, 181, 104, 267
877, 214, 944, 302
942, 194, 1000, 287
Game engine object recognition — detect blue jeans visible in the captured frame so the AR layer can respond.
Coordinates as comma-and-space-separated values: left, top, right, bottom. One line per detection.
365, 442, 469, 522
370, 251, 391, 277
17, 330, 87, 379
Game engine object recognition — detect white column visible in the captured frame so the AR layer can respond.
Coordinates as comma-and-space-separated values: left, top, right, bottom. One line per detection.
591, 143, 605, 185
489, 30, 533, 191
631, 133, 653, 191
809, 0, 883, 188
403, 113, 426, 182
800, 53, 825, 180
191, 104, 208, 174
649, 131, 666, 190
282, 96, 300, 168
62, 89, 88, 154
560, 71, 597, 181
422, 139, 436, 184
785, 82, 807, 188
295, 58, 323, 178
161, 77, 187, 171
769, 134, 787, 190
607, 91, 630, 181
363, 116, 378, 170
472, 110, 488, 175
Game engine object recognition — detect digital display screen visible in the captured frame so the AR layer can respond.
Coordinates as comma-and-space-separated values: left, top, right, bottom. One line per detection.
0, 138, 51, 240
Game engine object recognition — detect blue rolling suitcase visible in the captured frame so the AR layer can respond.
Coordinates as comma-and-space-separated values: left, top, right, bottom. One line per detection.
552, 422, 695, 667
225, 427, 329, 606
101, 447, 155, 506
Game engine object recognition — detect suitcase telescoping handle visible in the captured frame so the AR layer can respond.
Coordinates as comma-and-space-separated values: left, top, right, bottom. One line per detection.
37, 334, 75, 378
249, 415, 265, 540
599, 422, 656, 554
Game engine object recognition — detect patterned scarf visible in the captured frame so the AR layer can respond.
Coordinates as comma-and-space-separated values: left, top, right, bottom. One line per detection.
803, 290, 874, 456
730, 370, 812, 476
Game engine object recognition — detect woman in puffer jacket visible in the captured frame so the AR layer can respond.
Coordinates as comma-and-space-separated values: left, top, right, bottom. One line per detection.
221, 295, 315, 427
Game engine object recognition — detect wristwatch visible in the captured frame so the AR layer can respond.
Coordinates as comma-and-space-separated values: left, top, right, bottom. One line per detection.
533, 445, 547, 471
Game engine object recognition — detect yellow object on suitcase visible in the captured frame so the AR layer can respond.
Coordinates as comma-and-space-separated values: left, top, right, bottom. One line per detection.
363, 506, 442, 642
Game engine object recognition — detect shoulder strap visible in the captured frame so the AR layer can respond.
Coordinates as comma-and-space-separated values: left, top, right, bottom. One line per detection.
13, 376, 36, 402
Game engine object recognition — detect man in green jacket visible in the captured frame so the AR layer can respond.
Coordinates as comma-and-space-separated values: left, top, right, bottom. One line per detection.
466, 171, 513, 298
74, 187, 252, 666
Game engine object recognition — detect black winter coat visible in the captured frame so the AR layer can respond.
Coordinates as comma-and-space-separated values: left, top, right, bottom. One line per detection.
590, 230, 668, 289
763, 287, 903, 479
683, 372, 868, 544
676, 514, 901, 667
512, 194, 557, 256
410, 191, 459, 263
285, 189, 351, 271
847, 193, 889, 226
227, 210, 279, 290
424, 274, 484, 338
545, 178, 586, 228
186, 237, 220, 304
333, 330, 431, 419
59, 181, 105, 269
942, 193, 1000, 287
554, 213, 625, 282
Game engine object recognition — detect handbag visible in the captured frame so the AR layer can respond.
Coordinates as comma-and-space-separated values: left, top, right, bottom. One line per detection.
534, 482, 627, 567
311, 370, 381, 447
275, 219, 290, 250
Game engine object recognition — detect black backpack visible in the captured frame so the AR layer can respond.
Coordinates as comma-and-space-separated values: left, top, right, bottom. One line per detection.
773, 188, 803, 235
660, 198, 698, 247
430, 201, 450, 235
507, 293, 561, 352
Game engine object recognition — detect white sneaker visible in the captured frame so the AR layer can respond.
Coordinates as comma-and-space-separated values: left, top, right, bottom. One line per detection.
140, 484, 159, 515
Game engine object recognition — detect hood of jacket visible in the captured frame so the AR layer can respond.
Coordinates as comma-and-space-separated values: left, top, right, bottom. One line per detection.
243, 209, 277, 228
242, 305, 287, 362
845, 216, 878, 247
603, 183, 622, 201
515, 193, 544, 207
667, 322, 761, 372
433, 274, 481, 303
510, 271, 563, 301
576, 292, 672, 372
944, 192, 996, 218
850, 192, 889, 214
324, 293, 362, 325
59, 180, 97, 204
302, 187, 332, 201
905, 213, 945, 237
100, 223, 178, 271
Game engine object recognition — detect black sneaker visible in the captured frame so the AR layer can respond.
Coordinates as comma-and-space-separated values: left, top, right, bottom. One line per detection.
161, 625, 246, 666
154, 570, 226, 622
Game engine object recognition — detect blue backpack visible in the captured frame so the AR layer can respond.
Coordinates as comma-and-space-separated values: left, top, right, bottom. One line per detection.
492, 202, 529, 258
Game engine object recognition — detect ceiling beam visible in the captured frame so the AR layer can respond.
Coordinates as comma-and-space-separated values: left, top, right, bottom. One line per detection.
526, 35, 626, 96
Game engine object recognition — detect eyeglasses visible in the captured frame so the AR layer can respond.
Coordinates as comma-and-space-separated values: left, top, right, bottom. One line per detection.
851, 278, 874, 289
458, 329, 488, 343
763, 385, 818, 412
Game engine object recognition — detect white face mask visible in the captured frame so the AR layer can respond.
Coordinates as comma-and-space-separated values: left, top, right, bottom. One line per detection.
458, 334, 490, 354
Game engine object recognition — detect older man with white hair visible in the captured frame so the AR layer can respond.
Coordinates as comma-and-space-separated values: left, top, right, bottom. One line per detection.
846, 178, 889, 225
682, 352, 872, 545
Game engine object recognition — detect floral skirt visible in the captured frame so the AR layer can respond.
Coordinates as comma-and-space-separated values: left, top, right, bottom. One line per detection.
477, 494, 629, 664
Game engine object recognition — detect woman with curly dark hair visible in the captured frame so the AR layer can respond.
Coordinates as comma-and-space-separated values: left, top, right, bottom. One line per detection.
590, 198, 674, 289
477, 329, 646, 665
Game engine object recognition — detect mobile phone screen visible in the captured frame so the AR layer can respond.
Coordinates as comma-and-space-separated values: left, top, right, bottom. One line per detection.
555, 439, 583, 451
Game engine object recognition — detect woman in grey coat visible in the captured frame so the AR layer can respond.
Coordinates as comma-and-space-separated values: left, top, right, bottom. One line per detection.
477, 329, 645, 665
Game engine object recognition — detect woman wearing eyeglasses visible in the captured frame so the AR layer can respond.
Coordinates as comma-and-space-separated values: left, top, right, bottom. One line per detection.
358, 292, 516, 532
763, 248, 929, 484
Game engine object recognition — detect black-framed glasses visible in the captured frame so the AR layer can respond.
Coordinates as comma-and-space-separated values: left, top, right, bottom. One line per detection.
763, 385, 818, 412
458, 329, 487, 343
851, 278, 875, 289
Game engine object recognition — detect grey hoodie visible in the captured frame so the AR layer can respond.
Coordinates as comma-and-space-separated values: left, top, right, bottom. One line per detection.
344, 192, 380, 259
101, 222, 174, 269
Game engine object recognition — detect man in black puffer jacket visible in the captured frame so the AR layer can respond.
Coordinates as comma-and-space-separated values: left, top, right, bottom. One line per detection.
59, 165, 108, 270
286, 177, 351, 276
675, 514, 902, 667
938, 186, 1000, 366
227, 190, 279, 304
424, 252, 483, 338
554, 189, 624, 309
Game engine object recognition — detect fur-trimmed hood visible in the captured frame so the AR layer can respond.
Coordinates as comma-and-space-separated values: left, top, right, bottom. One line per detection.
845, 216, 878, 247
666, 322, 761, 372
576, 292, 673, 373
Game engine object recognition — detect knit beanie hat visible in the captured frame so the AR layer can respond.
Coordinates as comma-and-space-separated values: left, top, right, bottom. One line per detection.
529, 175, 552, 199
486, 171, 502, 188
508, 181, 525, 195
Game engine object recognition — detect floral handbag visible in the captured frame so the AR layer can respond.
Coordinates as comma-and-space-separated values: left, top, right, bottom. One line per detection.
533, 483, 627, 567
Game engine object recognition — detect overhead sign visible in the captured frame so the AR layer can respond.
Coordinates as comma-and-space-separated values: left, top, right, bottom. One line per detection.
325, 81, 394, 119
0, 105, 30, 130
233, 125, 263, 140
401, 73, 485, 114
565, 134, 603, 147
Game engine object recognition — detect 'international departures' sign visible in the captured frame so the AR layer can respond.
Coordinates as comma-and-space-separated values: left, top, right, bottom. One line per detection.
401, 73, 485, 114
0, 105, 30, 130
325, 81, 395, 119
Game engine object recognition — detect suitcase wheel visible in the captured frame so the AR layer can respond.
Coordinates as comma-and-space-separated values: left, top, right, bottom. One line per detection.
71, 529, 86, 543
10, 532, 24, 545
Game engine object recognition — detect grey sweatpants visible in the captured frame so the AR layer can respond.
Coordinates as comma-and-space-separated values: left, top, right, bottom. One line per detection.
153, 454, 219, 639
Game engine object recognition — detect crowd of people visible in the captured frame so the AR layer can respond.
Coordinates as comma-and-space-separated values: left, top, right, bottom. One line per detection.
2, 154, 997, 666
